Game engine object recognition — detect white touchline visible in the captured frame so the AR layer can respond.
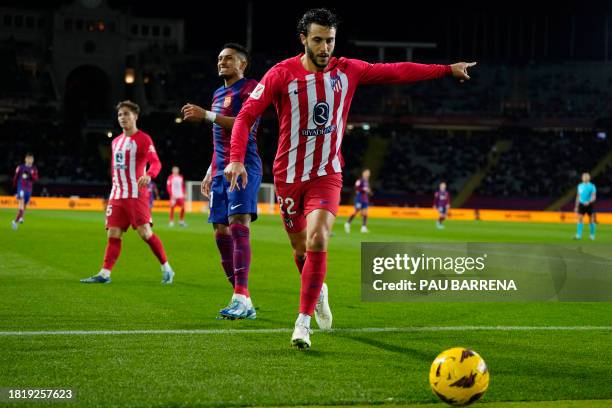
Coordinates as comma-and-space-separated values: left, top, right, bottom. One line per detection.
1, 326, 611, 336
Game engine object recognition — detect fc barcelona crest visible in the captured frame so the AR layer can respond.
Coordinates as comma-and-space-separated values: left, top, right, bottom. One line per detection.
223, 96, 232, 108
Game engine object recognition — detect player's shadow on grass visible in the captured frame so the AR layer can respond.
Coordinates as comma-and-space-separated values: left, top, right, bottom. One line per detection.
339, 335, 432, 361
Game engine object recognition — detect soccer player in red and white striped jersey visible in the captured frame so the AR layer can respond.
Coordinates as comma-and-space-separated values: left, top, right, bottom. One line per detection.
225, 9, 477, 348
166, 166, 186, 227
81, 101, 175, 284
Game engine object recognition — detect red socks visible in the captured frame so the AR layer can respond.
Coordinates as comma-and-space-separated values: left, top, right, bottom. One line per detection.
294, 254, 306, 275
146, 234, 168, 264
102, 237, 122, 270
299, 251, 327, 315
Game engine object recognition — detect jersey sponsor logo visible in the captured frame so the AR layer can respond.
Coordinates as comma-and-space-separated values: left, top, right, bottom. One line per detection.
301, 124, 337, 137
223, 95, 232, 108
250, 83, 265, 100
313, 101, 330, 126
114, 151, 126, 169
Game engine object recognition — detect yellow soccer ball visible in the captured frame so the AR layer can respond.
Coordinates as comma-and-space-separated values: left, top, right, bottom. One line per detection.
429, 347, 489, 406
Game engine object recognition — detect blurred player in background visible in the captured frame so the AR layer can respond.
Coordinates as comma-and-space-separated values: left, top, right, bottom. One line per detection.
147, 180, 160, 209
344, 168, 371, 233
182, 43, 261, 319
11, 153, 38, 230
167, 166, 186, 227
81, 101, 175, 284
224, 8, 476, 348
574, 172, 596, 240
433, 182, 451, 229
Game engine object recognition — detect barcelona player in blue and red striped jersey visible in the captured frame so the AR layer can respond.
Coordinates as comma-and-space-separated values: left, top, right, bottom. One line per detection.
433, 182, 451, 229
11, 153, 38, 230
344, 169, 371, 233
181, 43, 262, 320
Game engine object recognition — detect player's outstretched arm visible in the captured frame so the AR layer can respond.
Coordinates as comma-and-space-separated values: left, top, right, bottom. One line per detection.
449, 62, 478, 82
356, 59, 477, 85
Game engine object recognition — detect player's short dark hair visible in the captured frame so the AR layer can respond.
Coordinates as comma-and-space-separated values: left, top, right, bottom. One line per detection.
297, 8, 339, 36
25, 152, 33, 157
116, 100, 140, 114
222, 43, 249, 62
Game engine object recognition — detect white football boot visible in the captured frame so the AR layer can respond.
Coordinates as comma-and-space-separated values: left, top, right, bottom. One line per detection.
314, 283, 332, 330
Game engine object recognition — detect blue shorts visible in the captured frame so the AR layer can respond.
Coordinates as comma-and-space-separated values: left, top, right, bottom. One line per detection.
437, 206, 447, 215
17, 190, 31, 205
355, 200, 369, 210
208, 174, 261, 225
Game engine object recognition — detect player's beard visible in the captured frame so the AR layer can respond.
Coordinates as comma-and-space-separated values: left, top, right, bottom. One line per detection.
306, 45, 330, 69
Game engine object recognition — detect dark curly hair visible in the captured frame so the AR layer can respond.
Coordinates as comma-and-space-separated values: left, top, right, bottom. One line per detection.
297, 8, 339, 36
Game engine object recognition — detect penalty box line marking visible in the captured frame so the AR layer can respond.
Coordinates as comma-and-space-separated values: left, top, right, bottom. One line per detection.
1, 326, 612, 336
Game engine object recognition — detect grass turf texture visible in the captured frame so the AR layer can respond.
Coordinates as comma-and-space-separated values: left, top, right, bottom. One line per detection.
1, 209, 611, 407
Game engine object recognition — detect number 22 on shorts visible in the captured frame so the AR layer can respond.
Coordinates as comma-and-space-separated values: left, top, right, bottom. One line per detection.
277, 195, 296, 215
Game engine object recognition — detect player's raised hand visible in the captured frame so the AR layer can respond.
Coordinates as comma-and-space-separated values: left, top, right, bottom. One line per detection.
450, 62, 477, 83
201, 173, 212, 198
181, 103, 206, 122
137, 174, 151, 188
224, 162, 248, 192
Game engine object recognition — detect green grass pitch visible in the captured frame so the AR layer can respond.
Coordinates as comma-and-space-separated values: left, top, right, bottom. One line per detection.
1, 209, 611, 407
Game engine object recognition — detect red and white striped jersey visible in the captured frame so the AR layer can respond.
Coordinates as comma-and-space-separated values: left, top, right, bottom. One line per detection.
109, 130, 161, 201
230, 54, 451, 183
166, 174, 185, 199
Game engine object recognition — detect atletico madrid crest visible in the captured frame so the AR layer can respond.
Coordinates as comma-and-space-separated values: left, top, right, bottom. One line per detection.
223, 96, 232, 108
330, 75, 342, 92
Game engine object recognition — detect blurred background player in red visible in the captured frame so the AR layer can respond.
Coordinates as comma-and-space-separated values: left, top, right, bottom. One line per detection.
166, 165, 186, 227
80, 101, 175, 284
182, 43, 261, 320
433, 181, 451, 229
225, 8, 476, 348
344, 168, 372, 233
11, 153, 38, 230
147, 180, 160, 209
